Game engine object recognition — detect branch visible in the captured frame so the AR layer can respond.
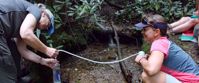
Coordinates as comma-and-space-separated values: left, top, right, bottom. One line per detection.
104, 0, 124, 10
109, 21, 132, 83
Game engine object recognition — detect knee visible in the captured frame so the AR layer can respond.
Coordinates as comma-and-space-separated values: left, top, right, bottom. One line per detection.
189, 19, 196, 22
181, 17, 191, 20
188, 19, 199, 24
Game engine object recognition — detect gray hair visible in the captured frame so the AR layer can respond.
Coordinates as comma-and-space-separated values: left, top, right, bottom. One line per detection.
36, 3, 53, 20
37, 3, 46, 9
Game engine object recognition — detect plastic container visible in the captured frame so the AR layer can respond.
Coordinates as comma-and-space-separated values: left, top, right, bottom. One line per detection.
53, 63, 61, 83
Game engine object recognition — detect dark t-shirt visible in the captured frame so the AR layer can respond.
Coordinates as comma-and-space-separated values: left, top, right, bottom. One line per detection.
0, 0, 41, 38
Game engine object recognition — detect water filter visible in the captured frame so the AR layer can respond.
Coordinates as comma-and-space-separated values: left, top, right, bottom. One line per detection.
53, 63, 61, 83
138, 51, 145, 57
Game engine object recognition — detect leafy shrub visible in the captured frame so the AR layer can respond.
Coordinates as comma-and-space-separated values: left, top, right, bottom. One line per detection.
32, 0, 196, 50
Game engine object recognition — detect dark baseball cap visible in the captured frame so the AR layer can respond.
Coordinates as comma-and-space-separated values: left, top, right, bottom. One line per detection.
135, 22, 168, 30
135, 22, 149, 30
135, 14, 168, 30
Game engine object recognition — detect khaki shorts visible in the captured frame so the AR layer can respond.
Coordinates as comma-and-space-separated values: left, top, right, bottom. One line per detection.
166, 74, 181, 83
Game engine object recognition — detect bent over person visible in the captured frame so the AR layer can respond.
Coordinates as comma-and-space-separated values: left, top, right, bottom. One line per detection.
0, 0, 59, 82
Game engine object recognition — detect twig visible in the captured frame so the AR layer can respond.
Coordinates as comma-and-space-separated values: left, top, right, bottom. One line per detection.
109, 21, 131, 83
104, 0, 124, 10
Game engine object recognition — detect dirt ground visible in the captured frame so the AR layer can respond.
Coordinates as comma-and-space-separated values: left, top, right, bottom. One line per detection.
60, 34, 199, 83
60, 42, 141, 83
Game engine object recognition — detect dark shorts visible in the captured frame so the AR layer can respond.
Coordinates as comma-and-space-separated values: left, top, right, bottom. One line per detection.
0, 35, 17, 83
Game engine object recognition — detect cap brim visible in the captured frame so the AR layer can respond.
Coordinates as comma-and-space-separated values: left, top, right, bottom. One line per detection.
135, 22, 148, 30
48, 17, 54, 35
45, 9, 55, 35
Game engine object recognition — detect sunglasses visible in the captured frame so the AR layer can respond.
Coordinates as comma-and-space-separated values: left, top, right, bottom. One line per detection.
142, 18, 148, 24
141, 17, 155, 25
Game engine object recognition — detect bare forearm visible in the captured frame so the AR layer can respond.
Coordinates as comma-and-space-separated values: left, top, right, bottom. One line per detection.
20, 31, 57, 58
15, 38, 43, 64
140, 58, 158, 76
15, 38, 58, 68
21, 32, 48, 54
19, 13, 48, 55
137, 51, 164, 76
20, 49, 42, 64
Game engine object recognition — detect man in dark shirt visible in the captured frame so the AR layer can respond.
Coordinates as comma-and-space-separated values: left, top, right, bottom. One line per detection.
0, 0, 59, 82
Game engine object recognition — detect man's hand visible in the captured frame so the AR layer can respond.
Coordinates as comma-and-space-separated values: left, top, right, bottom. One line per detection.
46, 47, 59, 58
135, 51, 147, 63
40, 58, 59, 69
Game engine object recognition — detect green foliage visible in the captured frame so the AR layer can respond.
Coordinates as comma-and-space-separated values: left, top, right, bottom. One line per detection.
34, 0, 197, 50
67, 0, 103, 19
141, 41, 150, 53
114, 3, 137, 24
115, 0, 196, 22
49, 26, 89, 50
39, 0, 105, 49
49, 0, 71, 29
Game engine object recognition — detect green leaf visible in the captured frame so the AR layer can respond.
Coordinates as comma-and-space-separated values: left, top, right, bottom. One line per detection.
55, 0, 65, 4
59, 12, 67, 15
68, 12, 75, 16
69, 7, 76, 11
90, 5, 97, 13
47, 40, 53, 43
79, 6, 86, 16
74, 5, 79, 9
53, 5, 64, 11
55, 23, 62, 29
56, 45, 64, 49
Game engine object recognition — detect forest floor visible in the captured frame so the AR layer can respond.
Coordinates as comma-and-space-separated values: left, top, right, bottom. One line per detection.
60, 33, 199, 83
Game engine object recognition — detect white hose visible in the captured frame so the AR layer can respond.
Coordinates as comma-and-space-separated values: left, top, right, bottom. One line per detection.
58, 50, 139, 64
